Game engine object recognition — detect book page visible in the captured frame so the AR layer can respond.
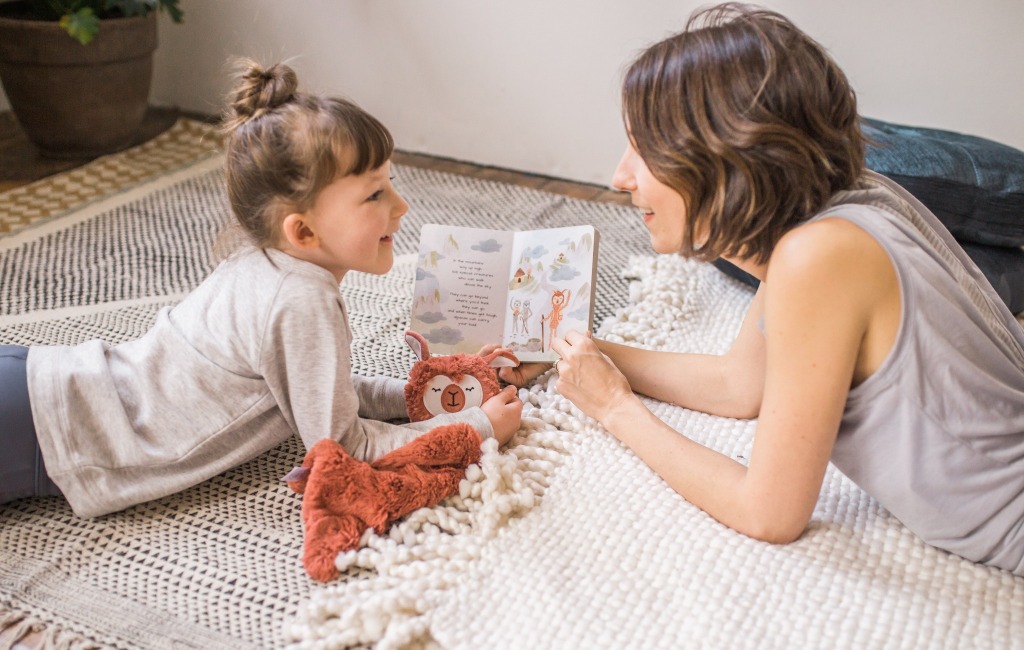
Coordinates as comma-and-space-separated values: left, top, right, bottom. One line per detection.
503, 225, 598, 362
410, 224, 514, 355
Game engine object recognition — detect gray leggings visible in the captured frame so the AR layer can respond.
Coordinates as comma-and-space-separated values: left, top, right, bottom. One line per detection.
1, 345, 62, 504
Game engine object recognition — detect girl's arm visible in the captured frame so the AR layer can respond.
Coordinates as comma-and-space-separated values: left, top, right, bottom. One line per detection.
352, 374, 408, 421
552, 219, 895, 542
264, 280, 515, 463
353, 370, 521, 447
595, 284, 767, 419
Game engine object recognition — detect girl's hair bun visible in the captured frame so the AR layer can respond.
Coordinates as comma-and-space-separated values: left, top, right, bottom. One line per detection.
226, 59, 298, 128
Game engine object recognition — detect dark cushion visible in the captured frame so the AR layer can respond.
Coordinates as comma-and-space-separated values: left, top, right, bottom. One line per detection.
714, 242, 1024, 314
712, 258, 759, 288
959, 241, 1024, 315
862, 118, 1024, 247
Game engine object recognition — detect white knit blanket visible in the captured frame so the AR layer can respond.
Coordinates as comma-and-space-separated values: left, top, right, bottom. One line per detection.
289, 254, 1024, 649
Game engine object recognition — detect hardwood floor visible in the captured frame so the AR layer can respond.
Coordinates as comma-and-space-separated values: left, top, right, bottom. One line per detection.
0, 107, 631, 206
0, 106, 629, 650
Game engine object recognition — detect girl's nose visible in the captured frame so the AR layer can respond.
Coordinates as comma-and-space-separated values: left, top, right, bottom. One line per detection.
393, 193, 410, 219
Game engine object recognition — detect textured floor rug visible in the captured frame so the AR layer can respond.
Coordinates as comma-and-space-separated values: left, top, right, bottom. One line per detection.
0, 120, 653, 649
3, 119, 1023, 649
290, 254, 1024, 650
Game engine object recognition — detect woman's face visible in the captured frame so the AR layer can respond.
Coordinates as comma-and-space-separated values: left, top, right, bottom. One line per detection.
611, 141, 688, 254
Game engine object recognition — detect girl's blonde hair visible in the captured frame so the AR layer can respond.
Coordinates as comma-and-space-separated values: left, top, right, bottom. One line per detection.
220, 59, 394, 248
623, 3, 865, 264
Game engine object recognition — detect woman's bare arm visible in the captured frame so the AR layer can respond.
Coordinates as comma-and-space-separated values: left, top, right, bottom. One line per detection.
595, 285, 767, 419
552, 219, 895, 543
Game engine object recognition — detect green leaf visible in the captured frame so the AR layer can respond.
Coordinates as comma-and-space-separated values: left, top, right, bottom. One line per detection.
59, 8, 100, 45
105, 0, 150, 18
102, 0, 183, 22
159, 0, 184, 23
26, 0, 64, 21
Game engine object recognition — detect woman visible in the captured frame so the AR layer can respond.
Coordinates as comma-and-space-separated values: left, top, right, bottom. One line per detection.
548, 3, 1024, 575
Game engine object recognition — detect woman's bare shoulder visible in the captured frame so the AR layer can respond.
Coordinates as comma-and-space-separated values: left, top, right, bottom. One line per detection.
767, 217, 894, 294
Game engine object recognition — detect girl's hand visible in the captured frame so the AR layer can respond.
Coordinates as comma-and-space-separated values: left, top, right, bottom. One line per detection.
549, 330, 635, 425
476, 343, 553, 387
481, 385, 523, 446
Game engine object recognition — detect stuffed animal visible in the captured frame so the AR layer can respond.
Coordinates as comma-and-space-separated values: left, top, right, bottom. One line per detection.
403, 330, 519, 422
286, 331, 518, 582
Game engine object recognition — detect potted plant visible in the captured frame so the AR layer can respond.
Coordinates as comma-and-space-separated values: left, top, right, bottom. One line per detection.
0, 0, 184, 159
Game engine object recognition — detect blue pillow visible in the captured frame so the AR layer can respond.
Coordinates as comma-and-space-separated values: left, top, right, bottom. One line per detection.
862, 118, 1024, 247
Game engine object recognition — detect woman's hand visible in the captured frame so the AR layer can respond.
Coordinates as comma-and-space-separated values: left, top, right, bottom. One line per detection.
476, 343, 553, 387
549, 330, 636, 425
481, 385, 523, 446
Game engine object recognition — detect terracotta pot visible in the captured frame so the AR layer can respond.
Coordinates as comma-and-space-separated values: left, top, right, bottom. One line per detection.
0, 4, 157, 159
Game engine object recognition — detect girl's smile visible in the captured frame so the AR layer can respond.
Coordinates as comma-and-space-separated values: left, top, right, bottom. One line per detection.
283, 161, 408, 282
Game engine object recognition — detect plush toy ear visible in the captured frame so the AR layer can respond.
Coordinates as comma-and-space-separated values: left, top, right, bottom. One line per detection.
484, 349, 519, 368
405, 330, 430, 361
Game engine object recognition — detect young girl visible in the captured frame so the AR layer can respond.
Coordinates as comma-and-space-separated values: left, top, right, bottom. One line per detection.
0, 60, 523, 519
547, 4, 1024, 575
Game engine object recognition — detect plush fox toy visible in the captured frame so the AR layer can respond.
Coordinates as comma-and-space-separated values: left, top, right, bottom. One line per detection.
286, 331, 518, 582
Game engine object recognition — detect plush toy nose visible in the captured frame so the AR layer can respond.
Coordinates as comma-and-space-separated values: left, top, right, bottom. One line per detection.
442, 385, 466, 412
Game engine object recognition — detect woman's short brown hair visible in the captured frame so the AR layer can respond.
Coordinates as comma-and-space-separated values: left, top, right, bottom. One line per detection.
220, 59, 394, 248
622, 3, 865, 264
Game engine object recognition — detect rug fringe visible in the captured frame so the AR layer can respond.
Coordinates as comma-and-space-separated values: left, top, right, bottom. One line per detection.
0, 607, 107, 650
288, 399, 572, 649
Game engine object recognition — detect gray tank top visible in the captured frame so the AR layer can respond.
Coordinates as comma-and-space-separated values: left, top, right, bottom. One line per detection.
815, 171, 1024, 575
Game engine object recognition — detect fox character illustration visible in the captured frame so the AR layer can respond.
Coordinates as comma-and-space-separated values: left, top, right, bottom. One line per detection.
541, 289, 570, 351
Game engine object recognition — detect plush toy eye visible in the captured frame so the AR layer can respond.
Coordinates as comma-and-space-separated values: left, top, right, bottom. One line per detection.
422, 374, 485, 415
457, 376, 484, 408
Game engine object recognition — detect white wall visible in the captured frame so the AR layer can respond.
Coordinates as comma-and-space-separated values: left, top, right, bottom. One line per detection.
6, 1, 1021, 185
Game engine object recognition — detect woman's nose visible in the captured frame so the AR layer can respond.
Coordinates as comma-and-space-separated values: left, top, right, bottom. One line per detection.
610, 148, 636, 193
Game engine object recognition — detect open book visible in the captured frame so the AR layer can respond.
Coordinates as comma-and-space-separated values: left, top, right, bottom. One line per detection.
410, 224, 599, 362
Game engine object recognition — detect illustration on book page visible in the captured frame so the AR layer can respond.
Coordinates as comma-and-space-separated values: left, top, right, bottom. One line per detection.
411, 224, 596, 361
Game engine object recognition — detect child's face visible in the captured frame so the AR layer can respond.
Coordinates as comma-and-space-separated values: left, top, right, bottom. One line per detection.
611, 141, 688, 255
300, 160, 408, 281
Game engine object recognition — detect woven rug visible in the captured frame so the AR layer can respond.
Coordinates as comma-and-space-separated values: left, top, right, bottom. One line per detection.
0, 120, 654, 649
3, 119, 1023, 649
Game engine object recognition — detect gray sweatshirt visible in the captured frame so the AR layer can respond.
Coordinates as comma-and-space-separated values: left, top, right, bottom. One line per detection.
27, 247, 492, 518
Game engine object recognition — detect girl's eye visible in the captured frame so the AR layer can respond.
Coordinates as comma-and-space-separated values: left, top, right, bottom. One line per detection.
367, 190, 384, 202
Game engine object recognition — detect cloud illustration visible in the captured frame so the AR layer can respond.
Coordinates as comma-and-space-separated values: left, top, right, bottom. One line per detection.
568, 305, 590, 321
550, 265, 581, 281
417, 311, 446, 324
522, 245, 548, 258
416, 267, 437, 281
425, 326, 464, 345
472, 239, 503, 253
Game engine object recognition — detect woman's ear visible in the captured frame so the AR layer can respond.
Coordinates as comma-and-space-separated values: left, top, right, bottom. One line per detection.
280, 212, 318, 250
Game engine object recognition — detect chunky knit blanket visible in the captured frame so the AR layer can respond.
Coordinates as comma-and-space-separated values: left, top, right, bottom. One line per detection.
290, 254, 1024, 649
